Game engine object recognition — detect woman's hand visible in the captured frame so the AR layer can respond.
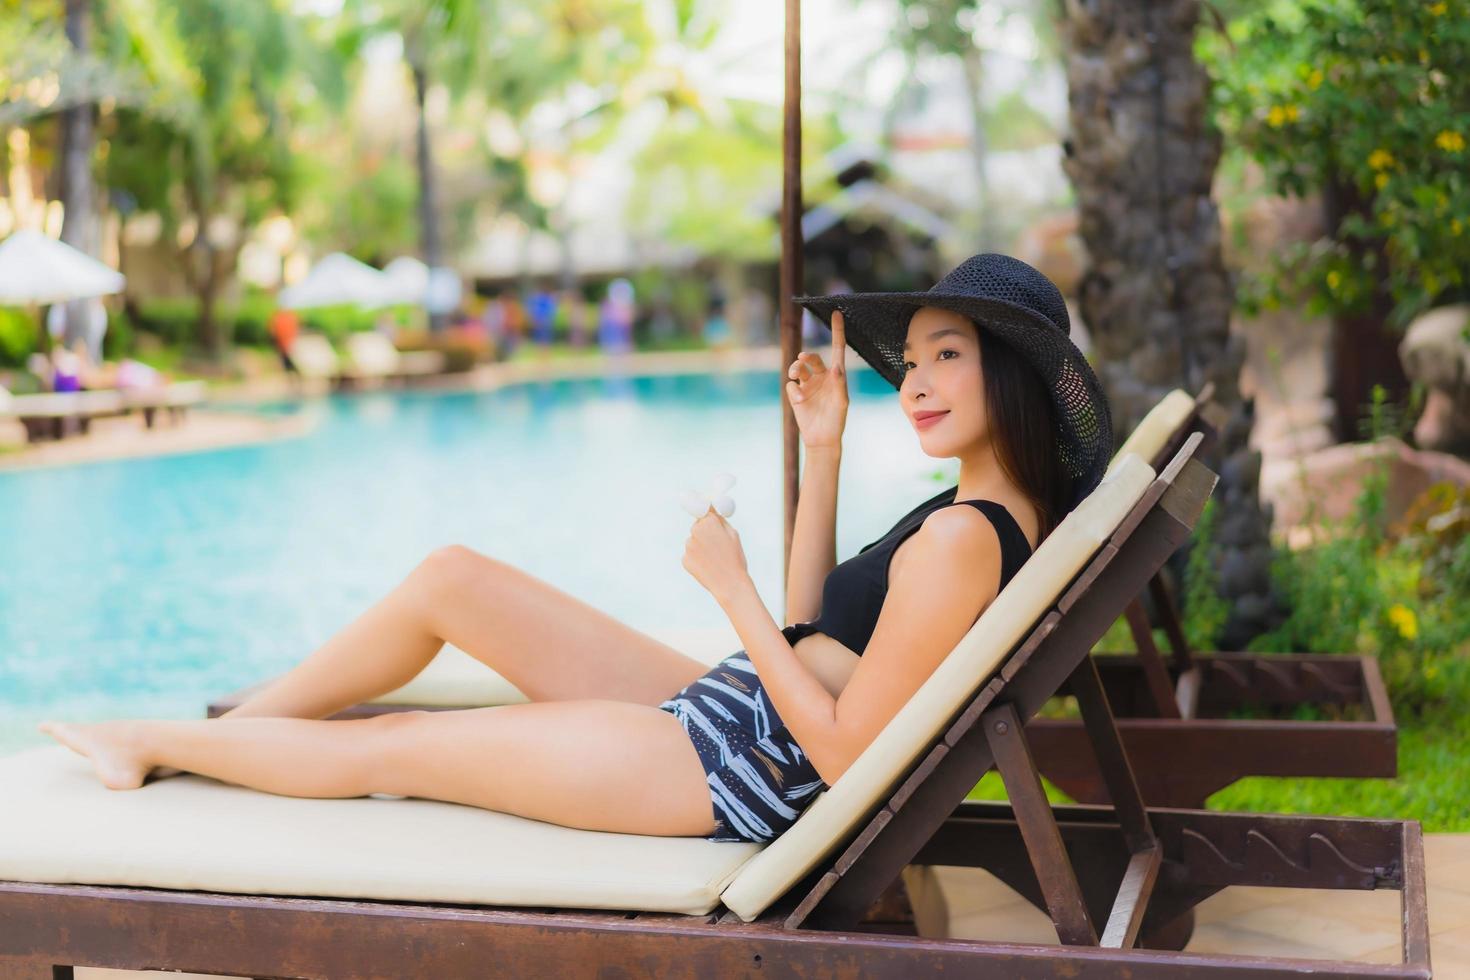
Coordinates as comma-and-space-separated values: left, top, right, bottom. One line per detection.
786, 310, 849, 450
682, 506, 751, 606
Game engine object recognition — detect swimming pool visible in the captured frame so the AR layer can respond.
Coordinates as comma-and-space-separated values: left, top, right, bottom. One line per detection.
0, 365, 956, 755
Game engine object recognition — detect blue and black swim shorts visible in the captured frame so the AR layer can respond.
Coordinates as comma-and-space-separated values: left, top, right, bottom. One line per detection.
658, 649, 828, 844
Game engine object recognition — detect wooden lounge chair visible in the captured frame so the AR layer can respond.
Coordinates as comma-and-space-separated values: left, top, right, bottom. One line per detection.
0, 436, 1432, 978
1, 388, 127, 442
286, 333, 341, 384
337, 331, 447, 390
208, 384, 1400, 816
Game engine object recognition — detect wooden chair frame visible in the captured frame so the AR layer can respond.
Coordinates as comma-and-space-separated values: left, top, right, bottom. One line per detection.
1, 435, 1431, 978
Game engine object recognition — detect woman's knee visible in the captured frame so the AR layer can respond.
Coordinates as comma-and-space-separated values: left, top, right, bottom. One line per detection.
413, 544, 499, 597
360, 710, 435, 787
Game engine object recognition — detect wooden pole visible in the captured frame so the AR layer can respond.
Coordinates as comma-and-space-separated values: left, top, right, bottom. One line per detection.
780, 0, 803, 612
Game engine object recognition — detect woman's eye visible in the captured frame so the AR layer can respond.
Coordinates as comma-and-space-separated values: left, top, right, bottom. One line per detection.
902, 350, 957, 371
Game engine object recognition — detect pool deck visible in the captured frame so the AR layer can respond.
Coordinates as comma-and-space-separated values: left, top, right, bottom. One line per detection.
69, 831, 1467, 977
0, 407, 317, 472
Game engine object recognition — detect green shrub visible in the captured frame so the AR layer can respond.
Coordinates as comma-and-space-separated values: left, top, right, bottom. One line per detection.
0, 308, 38, 367
103, 309, 136, 360
1247, 387, 1470, 717
298, 304, 376, 344
1181, 497, 1231, 652
129, 295, 337, 350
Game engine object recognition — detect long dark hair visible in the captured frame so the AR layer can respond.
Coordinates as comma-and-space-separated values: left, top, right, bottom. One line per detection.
975, 325, 1072, 542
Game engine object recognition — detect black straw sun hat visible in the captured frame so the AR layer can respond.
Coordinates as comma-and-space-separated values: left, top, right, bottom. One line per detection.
793, 253, 1113, 507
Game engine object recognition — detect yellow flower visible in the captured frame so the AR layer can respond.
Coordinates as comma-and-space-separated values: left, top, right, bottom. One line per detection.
1454, 218, 1464, 236
1285, 104, 1301, 121
1419, 49, 1430, 64
1327, 270, 1342, 290
1387, 604, 1418, 641
1429, 1, 1447, 14
1436, 130, 1466, 153
1375, 172, 1390, 190
1368, 148, 1395, 170
1266, 105, 1287, 128
1307, 68, 1324, 90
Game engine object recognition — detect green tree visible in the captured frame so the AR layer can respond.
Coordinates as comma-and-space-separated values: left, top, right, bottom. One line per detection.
1201, 0, 1470, 437
99, 0, 347, 358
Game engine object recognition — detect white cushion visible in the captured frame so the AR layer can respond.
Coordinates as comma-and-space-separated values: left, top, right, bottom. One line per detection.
374, 626, 743, 707
0, 744, 759, 915
1108, 388, 1194, 475
719, 453, 1156, 921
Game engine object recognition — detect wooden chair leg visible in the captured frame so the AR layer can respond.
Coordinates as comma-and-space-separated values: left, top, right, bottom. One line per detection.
1067, 654, 1156, 853
1123, 597, 1181, 718
983, 701, 1098, 946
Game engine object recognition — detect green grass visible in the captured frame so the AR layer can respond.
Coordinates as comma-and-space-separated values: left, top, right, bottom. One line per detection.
1205, 708, 1470, 831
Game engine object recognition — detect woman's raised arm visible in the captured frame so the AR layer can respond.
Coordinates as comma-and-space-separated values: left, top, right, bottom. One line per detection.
784, 445, 840, 625
781, 310, 850, 626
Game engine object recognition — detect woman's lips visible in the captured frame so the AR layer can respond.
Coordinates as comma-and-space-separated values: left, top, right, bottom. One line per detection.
915, 411, 949, 430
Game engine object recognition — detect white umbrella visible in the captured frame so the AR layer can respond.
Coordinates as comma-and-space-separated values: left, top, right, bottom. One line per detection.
379, 256, 429, 306
277, 252, 391, 309
0, 229, 126, 306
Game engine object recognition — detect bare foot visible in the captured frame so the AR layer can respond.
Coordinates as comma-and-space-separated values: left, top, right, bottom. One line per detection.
37, 720, 155, 790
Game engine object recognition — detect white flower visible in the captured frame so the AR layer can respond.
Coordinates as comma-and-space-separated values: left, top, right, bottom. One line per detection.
679, 471, 737, 518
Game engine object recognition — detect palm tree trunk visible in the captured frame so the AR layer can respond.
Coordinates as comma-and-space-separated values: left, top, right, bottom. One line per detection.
58, 0, 99, 359
411, 59, 447, 333
1058, 0, 1281, 650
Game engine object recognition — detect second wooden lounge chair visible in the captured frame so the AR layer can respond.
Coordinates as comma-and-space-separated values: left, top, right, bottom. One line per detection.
1027, 384, 1397, 808
0, 436, 1431, 977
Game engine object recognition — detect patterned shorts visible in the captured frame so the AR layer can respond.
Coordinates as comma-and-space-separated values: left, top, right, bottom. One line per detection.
658, 649, 828, 844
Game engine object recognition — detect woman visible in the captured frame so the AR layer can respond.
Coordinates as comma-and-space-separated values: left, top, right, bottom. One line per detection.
38, 254, 1111, 846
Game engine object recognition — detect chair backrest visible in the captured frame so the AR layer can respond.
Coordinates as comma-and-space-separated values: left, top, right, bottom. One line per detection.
719, 453, 1157, 920
1106, 388, 1194, 478
289, 334, 339, 379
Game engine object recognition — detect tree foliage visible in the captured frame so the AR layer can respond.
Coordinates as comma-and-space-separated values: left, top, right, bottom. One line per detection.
1201, 0, 1470, 328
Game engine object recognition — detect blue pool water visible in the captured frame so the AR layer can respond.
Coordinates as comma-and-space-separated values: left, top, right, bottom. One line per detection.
0, 365, 956, 755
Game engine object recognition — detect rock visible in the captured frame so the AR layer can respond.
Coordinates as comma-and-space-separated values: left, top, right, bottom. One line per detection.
1260, 436, 1470, 532
1399, 304, 1470, 454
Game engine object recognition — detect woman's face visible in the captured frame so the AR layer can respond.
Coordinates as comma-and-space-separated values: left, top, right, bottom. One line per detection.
900, 306, 987, 457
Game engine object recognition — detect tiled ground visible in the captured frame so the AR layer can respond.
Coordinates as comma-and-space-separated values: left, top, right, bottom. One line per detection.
71, 834, 1465, 978
922, 832, 1468, 973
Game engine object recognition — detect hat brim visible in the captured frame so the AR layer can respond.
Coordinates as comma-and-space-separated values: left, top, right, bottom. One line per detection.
791, 290, 1112, 506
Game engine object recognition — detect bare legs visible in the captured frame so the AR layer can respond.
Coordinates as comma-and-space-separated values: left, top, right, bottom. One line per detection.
35, 544, 725, 837
38, 702, 720, 837
221, 545, 710, 721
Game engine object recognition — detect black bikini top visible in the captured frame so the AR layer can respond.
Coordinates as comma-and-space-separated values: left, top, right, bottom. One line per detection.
781, 486, 1035, 657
